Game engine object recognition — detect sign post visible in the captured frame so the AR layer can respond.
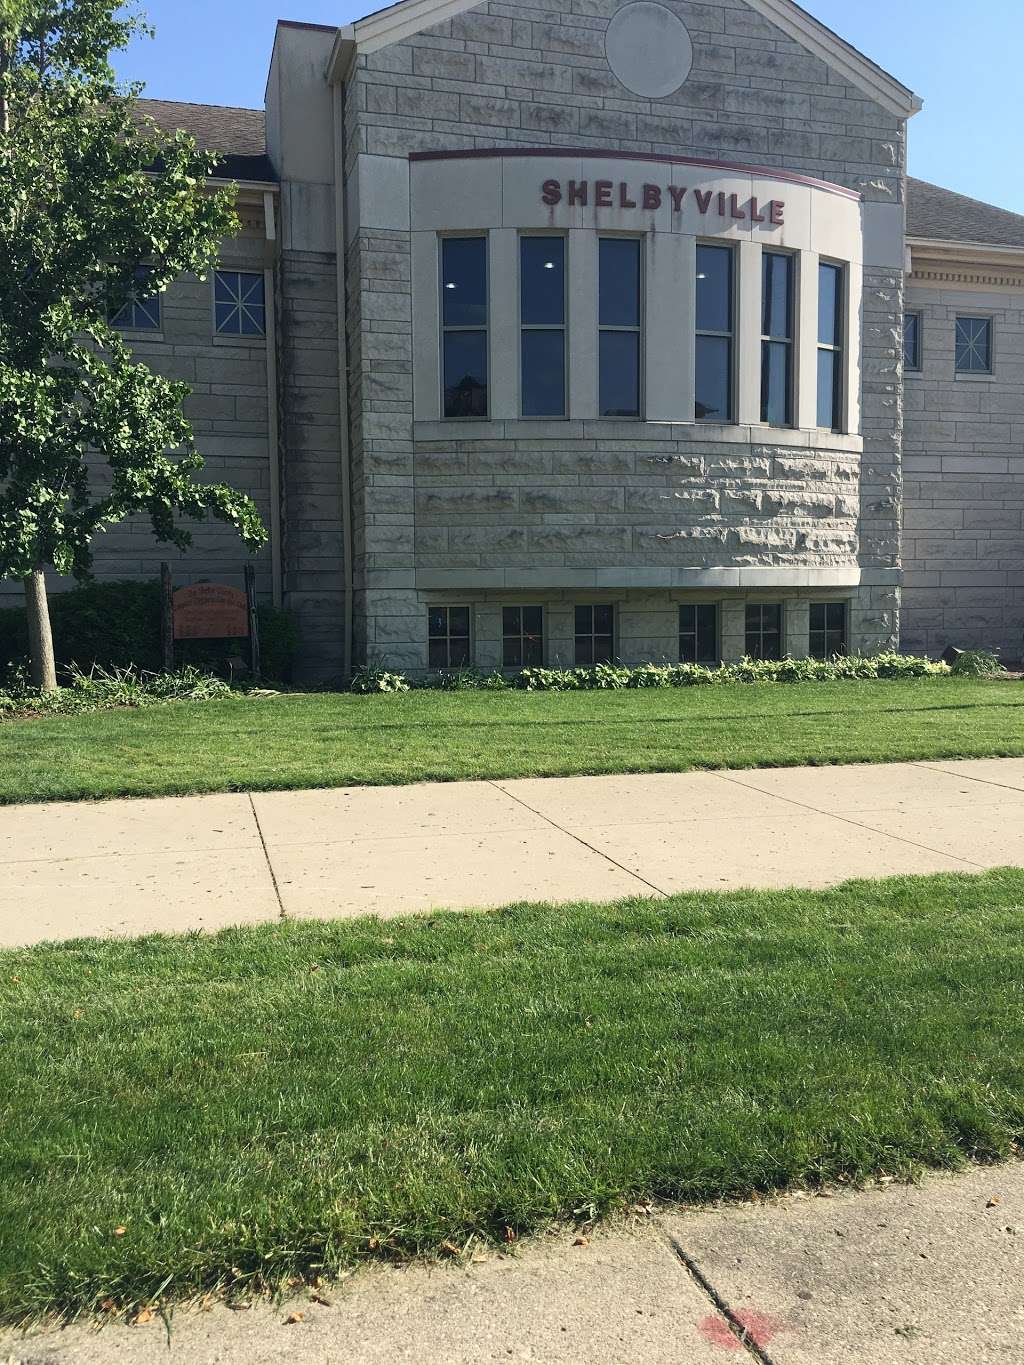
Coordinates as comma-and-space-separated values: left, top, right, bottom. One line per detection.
161, 562, 174, 673
244, 564, 261, 683
166, 573, 260, 680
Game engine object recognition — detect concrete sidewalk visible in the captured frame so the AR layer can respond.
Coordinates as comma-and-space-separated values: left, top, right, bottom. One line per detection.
5, 1162, 1022, 1363
3, 757, 1024, 947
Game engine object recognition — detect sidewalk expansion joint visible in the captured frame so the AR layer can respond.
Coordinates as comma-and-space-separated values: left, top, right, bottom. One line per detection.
667, 1234, 780, 1365
488, 781, 670, 899
248, 794, 286, 920
712, 770, 986, 871
911, 759, 1024, 796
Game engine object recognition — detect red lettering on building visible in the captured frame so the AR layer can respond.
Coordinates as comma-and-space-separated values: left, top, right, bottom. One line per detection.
535, 180, 786, 228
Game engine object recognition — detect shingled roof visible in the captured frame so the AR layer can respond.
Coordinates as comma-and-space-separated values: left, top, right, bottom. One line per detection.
135, 98, 276, 183
133, 97, 1024, 249
908, 176, 1024, 249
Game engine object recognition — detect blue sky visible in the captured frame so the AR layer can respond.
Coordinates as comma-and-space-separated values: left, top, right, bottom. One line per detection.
113, 0, 1024, 213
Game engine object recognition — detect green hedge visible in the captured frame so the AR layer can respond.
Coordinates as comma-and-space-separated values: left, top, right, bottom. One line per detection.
0, 580, 298, 682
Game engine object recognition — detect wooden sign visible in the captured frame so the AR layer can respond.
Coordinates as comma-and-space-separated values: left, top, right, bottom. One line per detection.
172, 583, 249, 640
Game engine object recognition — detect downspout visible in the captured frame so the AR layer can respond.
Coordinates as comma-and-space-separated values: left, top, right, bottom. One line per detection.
331, 75, 355, 682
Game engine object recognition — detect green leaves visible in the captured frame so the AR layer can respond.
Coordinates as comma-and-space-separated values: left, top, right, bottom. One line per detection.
0, 0, 265, 581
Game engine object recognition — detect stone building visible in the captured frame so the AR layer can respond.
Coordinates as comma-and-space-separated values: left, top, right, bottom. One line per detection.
9, 0, 1023, 677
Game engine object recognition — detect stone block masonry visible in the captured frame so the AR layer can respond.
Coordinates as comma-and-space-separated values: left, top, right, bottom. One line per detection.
0, 237, 278, 614
902, 277, 1024, 660
277, 250, 347, 681
344, 0, 907, 668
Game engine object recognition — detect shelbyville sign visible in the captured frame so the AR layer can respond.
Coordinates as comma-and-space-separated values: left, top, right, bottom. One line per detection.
540, 178, 785, 225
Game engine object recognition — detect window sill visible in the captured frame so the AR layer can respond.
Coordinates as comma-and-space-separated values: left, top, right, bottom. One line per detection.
414, 418, 863, 452
212, 333, 267, 348
113, 330, 164, 343
954, 371, 996, 382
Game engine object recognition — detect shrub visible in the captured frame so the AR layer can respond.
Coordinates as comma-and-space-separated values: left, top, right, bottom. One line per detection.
349, 664, 411, 694
949, 649, 1004, 678
430, 666, 509, 691
0, 579, 298, 682
0, 664, 234, 719
348, 653, 951, 695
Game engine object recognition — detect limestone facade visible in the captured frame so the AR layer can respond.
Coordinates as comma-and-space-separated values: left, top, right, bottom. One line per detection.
13, 0, 1024, 676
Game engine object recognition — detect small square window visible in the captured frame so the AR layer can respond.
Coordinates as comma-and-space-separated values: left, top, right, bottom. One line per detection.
574, 604, 614, 665
502, 605, 544, 668
745, 603, 783, 661
679, 604, 719, 665
903, 312, 921, 372
955, 316, 992, 374
215, 270, 266, 336
109, 268, 161, 331
427, 605, 471, 670
809, 602, 847, 659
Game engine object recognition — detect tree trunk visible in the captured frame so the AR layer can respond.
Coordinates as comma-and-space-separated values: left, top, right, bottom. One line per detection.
24, 565, 57, 691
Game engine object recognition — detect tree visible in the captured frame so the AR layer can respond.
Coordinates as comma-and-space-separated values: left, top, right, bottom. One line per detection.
0, 0, 266, 689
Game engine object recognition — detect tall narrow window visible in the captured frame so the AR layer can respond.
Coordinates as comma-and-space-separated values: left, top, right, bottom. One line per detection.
109, 267, 160, 331
761, 252, 793, 425
745, 603, 783, 661
955, 316, 993, 374
903, 311, 921, 372
215, 271, 266, 336
503, 606, 544, 668
679, 604, 719, 665
428, 606, 471, 669
442, 237, 488, 418
521, 238, 566, 418
817, 262, 844, 430
598, 238, 641, 417
695, 244, 734, 422
809, 603, 847, 659
575, 605, 614, 665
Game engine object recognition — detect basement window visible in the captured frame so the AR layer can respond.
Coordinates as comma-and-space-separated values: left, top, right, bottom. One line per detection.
428, 606, 471, 670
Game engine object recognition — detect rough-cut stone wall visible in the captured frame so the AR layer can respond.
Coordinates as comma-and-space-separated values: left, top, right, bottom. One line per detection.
345, 0, 907, 669
0, 227, 277, 614
411, 433, 861, 573
902, 277, 1024, 660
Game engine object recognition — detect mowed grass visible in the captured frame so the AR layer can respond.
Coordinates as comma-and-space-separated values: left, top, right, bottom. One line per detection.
2, 677, 1024, 804
3, 868, 1024, 1322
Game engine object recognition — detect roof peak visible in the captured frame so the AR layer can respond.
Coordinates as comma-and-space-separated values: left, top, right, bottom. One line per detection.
344, 0, 919, 117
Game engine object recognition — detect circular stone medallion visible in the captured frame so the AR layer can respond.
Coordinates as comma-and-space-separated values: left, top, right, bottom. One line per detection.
605, 1, 693, 99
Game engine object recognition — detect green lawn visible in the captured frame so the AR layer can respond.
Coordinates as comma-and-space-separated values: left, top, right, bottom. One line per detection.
2, 867, 1024, 1322
1, 677, 1023, 804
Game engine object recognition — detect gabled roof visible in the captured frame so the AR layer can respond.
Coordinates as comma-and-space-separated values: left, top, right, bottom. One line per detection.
908, 177, 1024, 250
134, 99, 277, 183
347, 0, 920, 118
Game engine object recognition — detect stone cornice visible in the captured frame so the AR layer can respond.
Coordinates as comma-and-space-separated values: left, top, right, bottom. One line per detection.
909, 238, 1024, 290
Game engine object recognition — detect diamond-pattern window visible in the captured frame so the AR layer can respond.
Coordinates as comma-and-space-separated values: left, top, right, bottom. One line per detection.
955, 316, 992, 374
109, 268, 161, 331
215, 271, 266, 336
